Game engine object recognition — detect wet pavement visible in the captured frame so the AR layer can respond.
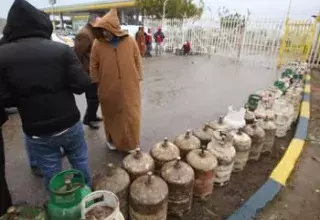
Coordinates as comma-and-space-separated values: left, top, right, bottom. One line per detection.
2, 54, 278, 204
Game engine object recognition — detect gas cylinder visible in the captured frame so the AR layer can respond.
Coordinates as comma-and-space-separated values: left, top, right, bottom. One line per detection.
0, 205, 46, 220
273, 97, 294, 137
243, 122, 266, 161
47, 169, 92, 220
122, 148, 155, 180
230, 128, 252, 172
81, 191, 124, 220
207, 131, 236, 186
255, 105, 266, 121
260, 117, 277, 154
244, 109, 256, 124
193, 123, 214, 147
92, 164, 130, 219
161, 157, 194, 217
150, 138, 180, 174
173, 130, 201, 160
186, 148, 217, 199
129, 172, 168, 220
208, 116, 229, 131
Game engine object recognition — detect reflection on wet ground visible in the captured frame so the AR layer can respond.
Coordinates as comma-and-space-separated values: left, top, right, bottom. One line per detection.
2, 54, 278, 204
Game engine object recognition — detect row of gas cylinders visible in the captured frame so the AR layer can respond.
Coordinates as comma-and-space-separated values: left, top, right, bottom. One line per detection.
88, 62, 308, 220
90, 118, 275, 219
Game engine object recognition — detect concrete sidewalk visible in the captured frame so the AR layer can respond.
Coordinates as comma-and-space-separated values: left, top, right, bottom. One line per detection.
257, 70, 320, 220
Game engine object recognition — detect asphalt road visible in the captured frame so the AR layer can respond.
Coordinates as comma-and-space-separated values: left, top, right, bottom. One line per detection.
2, 54, 278, 204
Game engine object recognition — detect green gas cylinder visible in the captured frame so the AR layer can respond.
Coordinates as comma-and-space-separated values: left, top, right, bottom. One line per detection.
274, 80, 286, 93
46, 169, 91, 220
281, 68, 294, 78
0, 205, 46, 220
246, 94, 261, 111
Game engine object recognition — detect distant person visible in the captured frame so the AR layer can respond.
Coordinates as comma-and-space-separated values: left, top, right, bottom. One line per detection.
145, 28, 153, 57
183, 41, 191, 55
0, 0, 92, 188
74, 14, 102, 130
154, 27, 165, 55
90, 9, 143, 151
135, 26, 146, 57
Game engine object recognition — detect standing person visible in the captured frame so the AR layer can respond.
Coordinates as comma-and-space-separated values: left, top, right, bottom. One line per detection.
145, 28, 153, 57
154, 28, 165, 55
74, 14, 102, 130
0, 0, 92, 188
135, 26, 146, 57
0, 88, 12, 216
90, 9, 143, 151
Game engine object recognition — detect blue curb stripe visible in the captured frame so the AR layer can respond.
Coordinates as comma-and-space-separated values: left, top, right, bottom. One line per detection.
303, 93, 310, 102
294, 116, 309, 140
228, 179, 282, 220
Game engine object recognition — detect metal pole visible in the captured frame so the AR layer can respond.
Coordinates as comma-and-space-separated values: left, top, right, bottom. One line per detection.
162, 0, 169, 27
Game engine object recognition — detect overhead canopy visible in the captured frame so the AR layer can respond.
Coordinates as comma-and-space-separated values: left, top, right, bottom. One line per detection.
43, 0, 136, 13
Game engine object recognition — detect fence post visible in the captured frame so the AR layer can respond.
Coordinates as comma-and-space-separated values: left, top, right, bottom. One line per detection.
277, 18, 290, 69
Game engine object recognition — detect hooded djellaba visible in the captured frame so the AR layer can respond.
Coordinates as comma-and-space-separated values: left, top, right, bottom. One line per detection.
90, 9, 143, 151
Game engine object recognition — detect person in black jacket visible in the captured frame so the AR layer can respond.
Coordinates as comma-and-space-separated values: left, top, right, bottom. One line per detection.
0, 106, 12, 216
0, 0, 92, 189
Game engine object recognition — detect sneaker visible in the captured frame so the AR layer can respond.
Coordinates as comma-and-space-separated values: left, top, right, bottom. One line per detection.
31, 166, 43, 177
106, 142, 116, 150
92, 117, 103, 122
83, 120, 100, 130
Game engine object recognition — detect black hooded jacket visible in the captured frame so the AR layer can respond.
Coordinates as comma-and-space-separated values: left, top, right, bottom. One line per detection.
0, 0, 91, 136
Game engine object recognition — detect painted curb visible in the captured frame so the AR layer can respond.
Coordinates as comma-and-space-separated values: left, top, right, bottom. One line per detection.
228, 73, 311, 220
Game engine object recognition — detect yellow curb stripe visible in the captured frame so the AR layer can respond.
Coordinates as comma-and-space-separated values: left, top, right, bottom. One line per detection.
306, 74, 311, 81
300, 101, 310, 118
270, 138, 305, 185
304, 84, 311, 94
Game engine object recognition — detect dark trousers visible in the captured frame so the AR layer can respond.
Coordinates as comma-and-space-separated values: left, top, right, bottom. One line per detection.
0, 129, 12, 216
146, 44, 152, 57
84, 83, 99, 122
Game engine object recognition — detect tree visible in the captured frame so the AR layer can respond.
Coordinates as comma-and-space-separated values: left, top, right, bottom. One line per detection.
137, 0, 204, 19
218, 6, 249, 29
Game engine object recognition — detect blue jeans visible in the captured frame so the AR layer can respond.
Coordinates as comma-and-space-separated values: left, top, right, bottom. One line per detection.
25, 135, 37, 167
25, 121, 91, 189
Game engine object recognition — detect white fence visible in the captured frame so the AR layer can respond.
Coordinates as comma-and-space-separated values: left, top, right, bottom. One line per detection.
145, 17, 320, 69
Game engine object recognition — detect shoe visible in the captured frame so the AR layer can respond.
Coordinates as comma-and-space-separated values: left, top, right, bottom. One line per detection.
92, 117, 103, 122
106, 142, 116, 150
83, 120, 99, 130
31, 166, 43, 177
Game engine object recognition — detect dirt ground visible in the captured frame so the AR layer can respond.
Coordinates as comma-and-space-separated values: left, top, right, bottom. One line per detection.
2, 54, 289, 218
257, 69, 320, 220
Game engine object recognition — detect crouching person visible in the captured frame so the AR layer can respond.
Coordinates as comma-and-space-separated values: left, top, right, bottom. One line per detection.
0, 0, 92, 188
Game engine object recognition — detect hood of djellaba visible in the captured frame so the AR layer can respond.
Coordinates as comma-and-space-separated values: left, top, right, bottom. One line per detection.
3, 0, 53, 42
92, 8, 128, 39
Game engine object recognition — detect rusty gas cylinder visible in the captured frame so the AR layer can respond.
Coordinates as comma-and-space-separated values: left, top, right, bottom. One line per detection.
193, 123, 214, 147
150, 137, 180, 174
174, 130, 201, 160
208, 131, 236, 186
161, 157, 195, 217
260, 117, 277, 154
129, 172, 168, 220
122, 148, 155, 181
186, 148, 217, 199
208, 116, 229, 132
243, 121, 266, 161
244, 109, 256, 124
91, 163, 130, 219
230, 128, 252, 172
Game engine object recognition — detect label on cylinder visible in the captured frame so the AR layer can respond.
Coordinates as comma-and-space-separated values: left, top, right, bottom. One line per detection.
193, 170, 214, 198
234, 151, 250, 171
214, 162, 234, 183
